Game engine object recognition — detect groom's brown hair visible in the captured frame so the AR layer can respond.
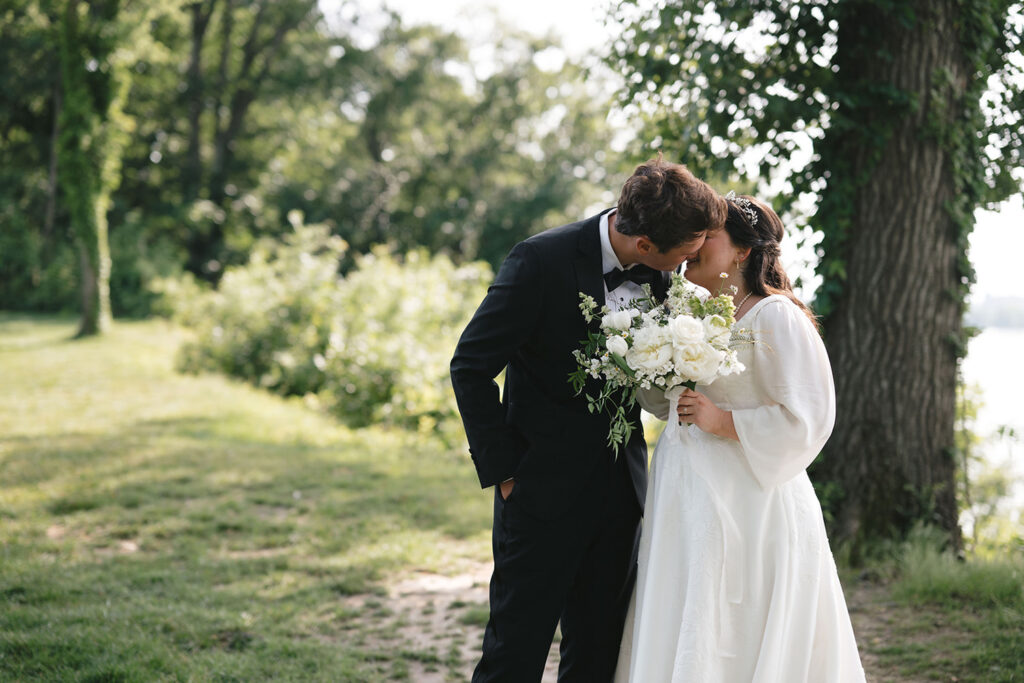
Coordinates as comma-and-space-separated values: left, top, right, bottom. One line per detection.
615, 157, 727, 252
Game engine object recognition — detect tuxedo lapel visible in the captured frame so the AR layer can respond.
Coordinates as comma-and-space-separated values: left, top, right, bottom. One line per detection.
653, 270, 672, 302
574, 216, 606, 324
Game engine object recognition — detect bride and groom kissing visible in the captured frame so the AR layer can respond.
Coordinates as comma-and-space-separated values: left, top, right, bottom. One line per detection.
450, 158, 866, 682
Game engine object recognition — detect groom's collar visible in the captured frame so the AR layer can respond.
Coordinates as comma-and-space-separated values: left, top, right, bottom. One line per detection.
599, 208, 633, 275
578, 208, 672, 304
575, 211, 609, 312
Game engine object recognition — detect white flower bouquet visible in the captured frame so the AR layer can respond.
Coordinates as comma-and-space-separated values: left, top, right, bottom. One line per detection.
569, 273, 746, 454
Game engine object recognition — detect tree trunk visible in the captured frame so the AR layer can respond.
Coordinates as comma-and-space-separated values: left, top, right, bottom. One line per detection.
58, 0, 112, 337
184, 1, 212, 202
44, 80, 61, 244
815, 0, 966, 556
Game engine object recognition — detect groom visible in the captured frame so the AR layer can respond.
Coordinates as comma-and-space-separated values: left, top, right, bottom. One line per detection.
450, 158, 728, 682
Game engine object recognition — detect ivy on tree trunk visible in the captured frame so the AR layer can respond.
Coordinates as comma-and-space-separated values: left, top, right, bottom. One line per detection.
57, 0, 126, 337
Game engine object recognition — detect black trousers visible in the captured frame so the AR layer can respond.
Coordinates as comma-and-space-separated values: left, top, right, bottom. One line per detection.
472, 463, 642, 683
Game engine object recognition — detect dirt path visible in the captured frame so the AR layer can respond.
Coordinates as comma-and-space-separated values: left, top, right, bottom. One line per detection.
345, 561, 558, 681
350, 564, 919, 682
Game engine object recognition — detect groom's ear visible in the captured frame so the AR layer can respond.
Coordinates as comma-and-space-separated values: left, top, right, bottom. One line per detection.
636, 236, 655, 255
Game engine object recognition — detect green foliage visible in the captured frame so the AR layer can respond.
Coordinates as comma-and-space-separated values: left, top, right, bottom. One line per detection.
892, 524, 1023, 609
59, 0, 183, 330
3, 3, 616, 316
56, 0, 124, 335
0, 3, 71, 312
318, 246, 490, 434
607, 0, 1023, 317
957, 381, 1024, 552
172, 217, 348, 397
170, 220, 491, 435
608, 1, 836, 189
846, 524, 1024, 682
259, 19, 616, 271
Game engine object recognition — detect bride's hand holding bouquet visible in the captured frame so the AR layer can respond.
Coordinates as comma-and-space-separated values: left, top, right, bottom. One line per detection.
569, 273, 746, 454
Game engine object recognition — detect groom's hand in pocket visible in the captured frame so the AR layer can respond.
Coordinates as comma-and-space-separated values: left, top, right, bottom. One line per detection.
500, 478, 516, 501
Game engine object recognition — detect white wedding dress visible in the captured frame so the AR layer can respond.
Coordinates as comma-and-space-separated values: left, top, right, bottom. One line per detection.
615, 295, 866, 682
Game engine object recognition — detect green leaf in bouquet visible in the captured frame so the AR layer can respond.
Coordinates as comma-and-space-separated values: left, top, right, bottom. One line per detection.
569, 367, 587, 394
607, 405, 636, 458
609, 352, 635, 378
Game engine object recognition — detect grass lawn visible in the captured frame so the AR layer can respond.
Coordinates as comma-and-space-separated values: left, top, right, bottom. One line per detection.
1, 313, 1022, 682
0, 314, 491, 681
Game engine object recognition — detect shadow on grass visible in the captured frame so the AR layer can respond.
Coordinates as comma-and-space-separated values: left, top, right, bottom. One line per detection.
0, 312, 82, 351
0, 415, 490, 681
3, 414, 487, 541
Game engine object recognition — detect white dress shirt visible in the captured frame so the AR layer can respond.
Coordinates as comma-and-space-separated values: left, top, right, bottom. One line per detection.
600, 209, 644, 312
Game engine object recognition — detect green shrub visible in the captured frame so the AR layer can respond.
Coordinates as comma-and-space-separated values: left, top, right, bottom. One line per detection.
320, 246, 491, 433
170, 218, 491, 436
893, 524, 1024, 610
173, 220, 346, 398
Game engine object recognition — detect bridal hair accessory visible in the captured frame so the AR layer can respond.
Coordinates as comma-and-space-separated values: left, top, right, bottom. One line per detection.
725, 190, 758, 227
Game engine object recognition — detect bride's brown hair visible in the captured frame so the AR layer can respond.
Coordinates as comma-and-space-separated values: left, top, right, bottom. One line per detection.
725, 196, 819, 330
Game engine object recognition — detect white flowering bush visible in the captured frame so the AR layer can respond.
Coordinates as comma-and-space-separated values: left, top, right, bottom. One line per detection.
173, 220, 491, 436
570, 274, 746, 452
175, 221, 346, 398
320, 246, 491, 433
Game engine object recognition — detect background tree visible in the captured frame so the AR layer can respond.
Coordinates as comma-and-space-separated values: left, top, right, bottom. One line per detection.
175, 0, 329, 278
0, 0, 175, 333
56, 0, 122, 336
0, 2, 71, 312
608, 0, 1023, 555
269, 19, 618, 269
2, 4, 619, 316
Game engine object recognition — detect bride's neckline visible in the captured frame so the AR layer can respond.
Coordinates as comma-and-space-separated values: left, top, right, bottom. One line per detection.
735, 293, 786, 323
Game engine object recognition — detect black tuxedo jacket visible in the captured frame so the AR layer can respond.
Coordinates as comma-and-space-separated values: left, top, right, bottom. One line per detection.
450, 211, 670, 520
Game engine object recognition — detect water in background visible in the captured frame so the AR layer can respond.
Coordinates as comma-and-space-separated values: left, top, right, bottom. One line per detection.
960, 327, 1024, 527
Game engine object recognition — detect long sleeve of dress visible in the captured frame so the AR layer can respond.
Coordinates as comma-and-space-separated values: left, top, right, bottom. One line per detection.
638, 386, 672, 421
731, 299, 836, 490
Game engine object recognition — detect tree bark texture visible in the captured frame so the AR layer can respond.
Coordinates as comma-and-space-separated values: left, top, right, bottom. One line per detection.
816, 0, 966, 554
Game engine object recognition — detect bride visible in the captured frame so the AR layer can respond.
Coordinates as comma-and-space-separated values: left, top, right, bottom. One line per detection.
614, 195, 866, 682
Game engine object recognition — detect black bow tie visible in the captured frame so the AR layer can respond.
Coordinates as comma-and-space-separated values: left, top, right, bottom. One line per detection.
603, 265, 658, 292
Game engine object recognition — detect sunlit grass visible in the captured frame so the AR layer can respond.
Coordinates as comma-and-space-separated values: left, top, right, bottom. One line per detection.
857, 525, 1024, 682
0, 313, 490, 681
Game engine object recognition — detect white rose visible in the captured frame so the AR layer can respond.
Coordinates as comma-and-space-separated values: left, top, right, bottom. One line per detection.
601, 309, 635, 332
667, 315, 704, 345
605, 335, 629, 357
625, 325, 672, 374
702, 314, 731, 346
672, 341, 726, 385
